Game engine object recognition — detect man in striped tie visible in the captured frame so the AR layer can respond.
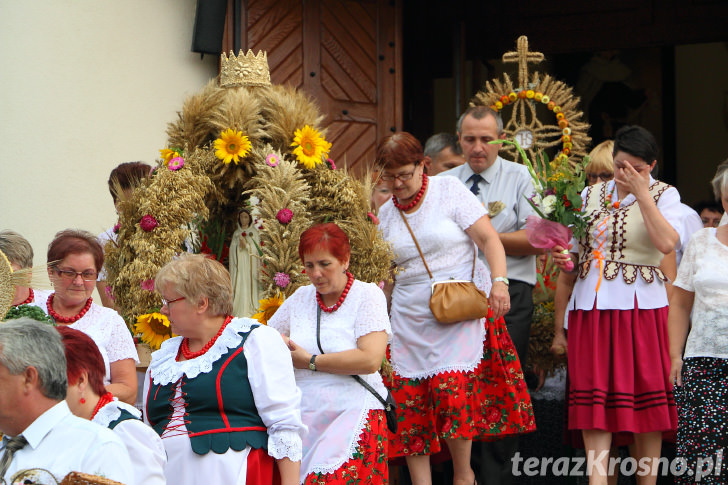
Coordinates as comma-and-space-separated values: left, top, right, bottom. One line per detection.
0, 319, 133, 484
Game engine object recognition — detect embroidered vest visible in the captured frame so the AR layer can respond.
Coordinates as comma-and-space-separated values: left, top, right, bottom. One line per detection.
146, 326, 268, 455
577, 180, 671, 284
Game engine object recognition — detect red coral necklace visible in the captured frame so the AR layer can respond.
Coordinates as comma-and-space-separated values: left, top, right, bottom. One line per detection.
316, 271, 354, 313
47, 293, 93, 324
178, 315, 233, 360
91, 392, 115, 420
393, 173, 428, 211
15, 288, 34, 306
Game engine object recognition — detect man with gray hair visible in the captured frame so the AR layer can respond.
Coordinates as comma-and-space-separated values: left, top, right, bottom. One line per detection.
423, 132, 466, 175
0, 319, 133, 484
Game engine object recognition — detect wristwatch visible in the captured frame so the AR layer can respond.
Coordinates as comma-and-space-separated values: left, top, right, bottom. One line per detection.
309, 355, 317, 371
493, 276, 509, 286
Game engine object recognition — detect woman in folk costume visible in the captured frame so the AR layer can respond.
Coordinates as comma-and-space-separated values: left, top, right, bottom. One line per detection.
58, 326, 166, 485
553, 125, 680, 485
376, 132, 534, 485
143, 254, 305, 485
268, 222, 391, 484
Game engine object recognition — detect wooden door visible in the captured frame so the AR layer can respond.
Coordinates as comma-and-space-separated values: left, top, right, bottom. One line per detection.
223, 0, 402, 175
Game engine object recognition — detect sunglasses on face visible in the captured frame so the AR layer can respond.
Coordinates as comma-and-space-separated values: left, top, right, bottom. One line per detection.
586, 172, 614, 183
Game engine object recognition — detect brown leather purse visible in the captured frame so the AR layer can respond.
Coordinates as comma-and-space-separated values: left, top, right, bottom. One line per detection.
398, 210, 489, 324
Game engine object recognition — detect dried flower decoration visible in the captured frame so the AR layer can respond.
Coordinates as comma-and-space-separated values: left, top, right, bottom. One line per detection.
265, 153, 280, 167
273, 272, 291, 288
140, 279, 155, 291
276, 208, 293, 224
168, 157, 185, 171
140, 215, 158, 232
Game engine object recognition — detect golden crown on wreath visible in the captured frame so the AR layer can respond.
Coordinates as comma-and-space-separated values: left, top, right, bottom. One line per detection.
220, 49, 271, 88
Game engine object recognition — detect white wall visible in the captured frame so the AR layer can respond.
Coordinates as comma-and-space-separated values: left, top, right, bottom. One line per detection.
0, 1, 218, 288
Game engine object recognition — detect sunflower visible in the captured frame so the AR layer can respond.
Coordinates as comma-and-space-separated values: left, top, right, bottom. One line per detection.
135, 312, 175, 350
290, 125, 331, 170
159, 148, 180, 166
252, 293, 285, 325
214, 129, 251, 164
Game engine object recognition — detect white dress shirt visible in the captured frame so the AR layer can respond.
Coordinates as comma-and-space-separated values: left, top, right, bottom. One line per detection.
440, 156, 538, 285
94, 399, 166, 485
1, 401, 134, 484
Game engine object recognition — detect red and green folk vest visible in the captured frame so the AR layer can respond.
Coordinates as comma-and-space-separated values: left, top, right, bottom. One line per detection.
146, 326, 268, 455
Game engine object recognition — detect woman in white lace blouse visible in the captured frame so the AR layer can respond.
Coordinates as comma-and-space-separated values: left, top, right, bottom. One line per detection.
32, 229, 138, 404
269, 223, 392, 484
668, 161, 728, 484
143, 254, 304, 485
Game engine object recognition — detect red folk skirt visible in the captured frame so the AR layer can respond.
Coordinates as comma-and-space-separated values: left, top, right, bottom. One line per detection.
567, 306, 677, 436
302, 409, 388, 484
385, 311, 536, 457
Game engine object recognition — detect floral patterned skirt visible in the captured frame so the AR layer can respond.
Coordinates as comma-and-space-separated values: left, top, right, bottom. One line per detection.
384, 312, 536, 457
302, 409, 388, 484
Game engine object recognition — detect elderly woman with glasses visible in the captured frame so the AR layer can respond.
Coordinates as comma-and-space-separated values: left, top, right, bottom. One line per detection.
143, 254, 305, 485
376, 132, 534, 485
32, 229, 138, 404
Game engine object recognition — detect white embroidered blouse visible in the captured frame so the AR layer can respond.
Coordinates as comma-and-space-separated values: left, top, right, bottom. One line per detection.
32, 289, 139, 383
378, 175, 490, 378
268, 281, 392, 480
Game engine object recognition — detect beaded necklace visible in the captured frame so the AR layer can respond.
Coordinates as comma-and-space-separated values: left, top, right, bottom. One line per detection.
14, 288, 34, 306
605, 192, 621, 210
177, 315, 233, 360
316, 271, 354, 313
91, 392, 115, 420
392, 173, 428, 211
46, 294, 93, 324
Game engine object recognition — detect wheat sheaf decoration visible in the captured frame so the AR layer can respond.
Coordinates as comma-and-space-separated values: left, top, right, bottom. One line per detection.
105, 50, 392, 342
471, 36, 590, 170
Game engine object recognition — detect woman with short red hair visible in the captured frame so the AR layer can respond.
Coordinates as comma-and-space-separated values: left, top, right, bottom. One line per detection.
269, 223, 392, 484
58, 326, 166, 485
376, 132, 534, 485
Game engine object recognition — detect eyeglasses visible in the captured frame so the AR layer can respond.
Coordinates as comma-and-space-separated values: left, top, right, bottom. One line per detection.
161, 296, 186, 306
380, 168, 417, 182
586, 172, 614, 183
54, 268, 98, 281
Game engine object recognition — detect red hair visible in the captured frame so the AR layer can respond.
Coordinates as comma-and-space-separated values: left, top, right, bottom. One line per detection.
56, 326, 107, 397
298, 223, 351, 264
375, 132, 424, 169
47, 229, 104, 272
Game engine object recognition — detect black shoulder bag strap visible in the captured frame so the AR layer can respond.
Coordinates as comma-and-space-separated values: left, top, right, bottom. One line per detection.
316, 306, 393, 412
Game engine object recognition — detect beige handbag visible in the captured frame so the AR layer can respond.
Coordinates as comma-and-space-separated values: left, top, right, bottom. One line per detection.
398, 210, 489, 324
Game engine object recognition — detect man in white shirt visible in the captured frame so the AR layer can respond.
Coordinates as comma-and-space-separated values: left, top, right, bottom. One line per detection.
441, 106, 540, 485
0, 319, 134, 484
